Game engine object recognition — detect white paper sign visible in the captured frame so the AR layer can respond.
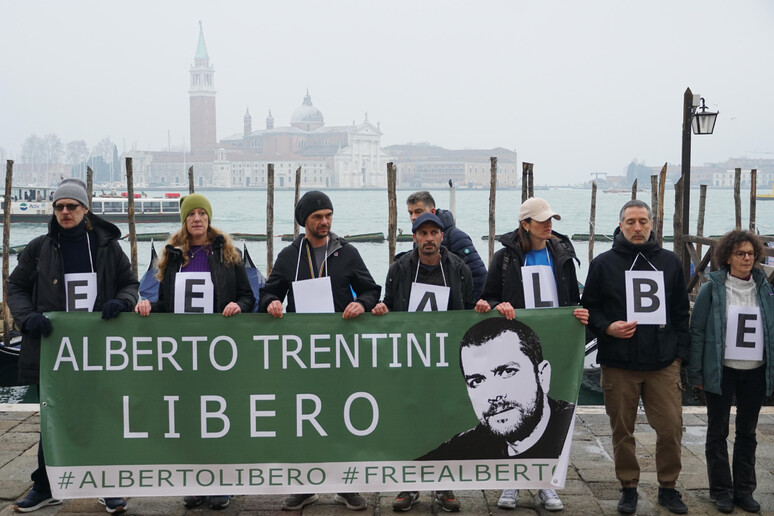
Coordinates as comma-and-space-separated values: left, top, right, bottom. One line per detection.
292, 276, 335, 313
408, 282, 450, 312
64, 272, 97, 312
625, 270, 666, 325
724, 305, 764, 361
174, 272, 214, 313
521, 265, 559, 309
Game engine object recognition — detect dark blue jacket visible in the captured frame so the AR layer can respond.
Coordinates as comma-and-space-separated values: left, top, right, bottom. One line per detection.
434, 208, 487, 298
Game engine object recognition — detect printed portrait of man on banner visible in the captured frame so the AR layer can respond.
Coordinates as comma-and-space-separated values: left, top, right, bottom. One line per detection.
420, 318, 575, 461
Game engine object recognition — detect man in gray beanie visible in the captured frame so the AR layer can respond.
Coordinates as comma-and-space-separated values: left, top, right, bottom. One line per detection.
259, 190, 380, 512
52, 177, 90, 208
7, 177, 138, 514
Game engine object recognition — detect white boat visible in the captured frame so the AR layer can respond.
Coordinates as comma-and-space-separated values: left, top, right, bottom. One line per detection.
1, 186, 181, 223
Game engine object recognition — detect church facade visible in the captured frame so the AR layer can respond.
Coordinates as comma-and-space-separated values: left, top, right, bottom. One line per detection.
124, 23, 518, 189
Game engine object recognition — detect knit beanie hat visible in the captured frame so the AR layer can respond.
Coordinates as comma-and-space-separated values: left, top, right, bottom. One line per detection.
53, 178, 89, 207
179, 193, 213, 223
295, 191, 333, 227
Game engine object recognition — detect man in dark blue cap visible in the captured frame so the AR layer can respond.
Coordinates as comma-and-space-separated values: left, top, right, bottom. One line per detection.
372, 212, 475, 512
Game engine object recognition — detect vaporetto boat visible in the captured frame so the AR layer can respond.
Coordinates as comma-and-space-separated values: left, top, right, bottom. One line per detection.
1, 186, 181, 223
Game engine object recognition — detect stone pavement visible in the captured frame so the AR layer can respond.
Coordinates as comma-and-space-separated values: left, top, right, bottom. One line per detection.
1, 405, 773, 516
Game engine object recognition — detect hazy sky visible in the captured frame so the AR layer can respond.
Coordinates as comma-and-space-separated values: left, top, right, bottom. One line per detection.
2, 1, 773, 184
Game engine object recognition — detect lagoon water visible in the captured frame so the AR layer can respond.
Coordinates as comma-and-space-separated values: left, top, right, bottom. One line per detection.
1, 186, 770, 403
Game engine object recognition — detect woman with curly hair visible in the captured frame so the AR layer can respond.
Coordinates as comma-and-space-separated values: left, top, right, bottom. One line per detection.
134, 193, 254, 510
688, 230, 774, 514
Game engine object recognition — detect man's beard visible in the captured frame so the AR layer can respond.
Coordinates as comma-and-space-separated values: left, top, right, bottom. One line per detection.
483, 389, 544, 443
308, 225, 330, 240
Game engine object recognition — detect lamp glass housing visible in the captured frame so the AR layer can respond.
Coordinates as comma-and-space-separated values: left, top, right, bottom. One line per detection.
692, 111, 718, 135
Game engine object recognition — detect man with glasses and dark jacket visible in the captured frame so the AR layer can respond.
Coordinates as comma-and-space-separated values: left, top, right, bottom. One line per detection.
8, 178, 138, 514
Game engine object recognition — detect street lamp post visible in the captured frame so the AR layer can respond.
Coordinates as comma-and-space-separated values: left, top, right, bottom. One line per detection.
680, 87, 718, 282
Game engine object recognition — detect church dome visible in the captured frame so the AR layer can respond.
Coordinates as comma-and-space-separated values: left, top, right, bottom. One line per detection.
290, 90, 324, 130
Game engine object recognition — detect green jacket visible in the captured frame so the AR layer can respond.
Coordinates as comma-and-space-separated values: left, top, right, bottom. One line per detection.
687, 268, 774, 396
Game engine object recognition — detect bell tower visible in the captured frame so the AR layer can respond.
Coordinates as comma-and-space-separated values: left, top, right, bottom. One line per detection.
189, 21, 216, 152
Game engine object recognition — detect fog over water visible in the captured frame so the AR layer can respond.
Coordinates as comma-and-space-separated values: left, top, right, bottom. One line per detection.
2, 1, 774, 184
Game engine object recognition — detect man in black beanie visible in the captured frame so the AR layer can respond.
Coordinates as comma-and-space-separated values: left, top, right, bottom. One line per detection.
7, 178, 138, 514
259, 190, 380, 511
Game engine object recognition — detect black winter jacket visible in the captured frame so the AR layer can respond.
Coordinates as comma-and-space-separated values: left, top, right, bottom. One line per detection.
480, 229, 581, 309
435, 209, 487, 299
582, 228, 690, 370
382, 247, 475, 311
258, 233, 381, 313
7, 213, 139, 384
151, 234, 255, 314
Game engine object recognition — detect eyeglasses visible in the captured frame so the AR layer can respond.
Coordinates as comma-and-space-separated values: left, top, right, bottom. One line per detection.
53, 203, 82, 212
733, 251, 755, 259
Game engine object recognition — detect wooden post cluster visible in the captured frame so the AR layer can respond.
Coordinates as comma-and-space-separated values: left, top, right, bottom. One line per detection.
387, 163, 397, 265
489, 157, 498, 263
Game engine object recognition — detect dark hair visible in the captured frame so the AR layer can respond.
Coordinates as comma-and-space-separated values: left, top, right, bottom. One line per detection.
619, 199, 652, 222
406, 191, 435, 209
459, 318, 543, 374
517, 219, 534, 254
713, 230, 764, 270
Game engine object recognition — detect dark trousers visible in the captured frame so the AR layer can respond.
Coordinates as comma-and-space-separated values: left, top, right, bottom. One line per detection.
31, 435, 50, 493
30, 385, 51, 494
704, 365, 765, 501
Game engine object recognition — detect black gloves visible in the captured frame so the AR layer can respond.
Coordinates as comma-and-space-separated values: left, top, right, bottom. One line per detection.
23, 314, 52, 337
101, 299, 127, 320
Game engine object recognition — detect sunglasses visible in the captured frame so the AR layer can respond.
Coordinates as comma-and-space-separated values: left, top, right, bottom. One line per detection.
53, 203, 83, 212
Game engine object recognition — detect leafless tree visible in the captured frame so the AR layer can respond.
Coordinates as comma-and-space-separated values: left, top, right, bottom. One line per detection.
22, 134, 45, 164
43, 133, 64, 164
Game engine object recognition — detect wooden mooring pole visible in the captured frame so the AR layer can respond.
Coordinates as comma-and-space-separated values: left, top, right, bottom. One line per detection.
657, 163, 667, 243
674, 177, 685, 279
125, 157, 138, 279
521, 163, 529, 203
188, 166, 195, 194
489, 157, 498, 263
631, 179, 638, 200
527, 163, 534, 199
266, 164, 275, 276
589, 181, 597, 265
86, 166, 93, 210
750, 169, 757, 233
734, 168, 742, 230
696, 184, 707, 261
651, 175, 659, 244
3, 161, 13, 346
387, 163, 397, 265
294, 166, 301, 239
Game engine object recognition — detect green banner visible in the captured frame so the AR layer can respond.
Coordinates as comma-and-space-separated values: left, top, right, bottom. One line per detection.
41, 308, 584, 498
